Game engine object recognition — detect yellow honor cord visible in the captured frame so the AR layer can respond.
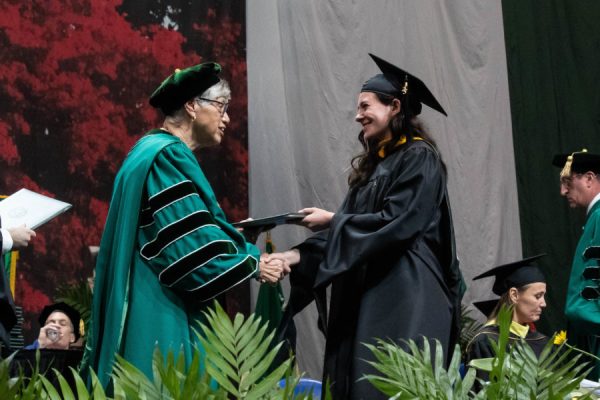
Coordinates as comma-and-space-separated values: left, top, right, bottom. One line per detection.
378, 135, 423, 158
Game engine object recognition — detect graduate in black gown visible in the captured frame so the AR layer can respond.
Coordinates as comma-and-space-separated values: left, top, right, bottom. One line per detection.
466, 255, 549, 376
266, 54, 463, 399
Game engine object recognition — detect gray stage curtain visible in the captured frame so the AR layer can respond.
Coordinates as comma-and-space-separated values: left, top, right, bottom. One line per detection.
247, 0, 520, 378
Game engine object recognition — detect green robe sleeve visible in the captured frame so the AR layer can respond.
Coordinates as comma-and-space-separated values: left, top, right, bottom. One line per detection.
139, 142, 259, 299
565, 206, 600, 329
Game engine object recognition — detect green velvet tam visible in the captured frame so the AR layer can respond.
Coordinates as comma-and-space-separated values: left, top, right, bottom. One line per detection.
149, 62, 222, 114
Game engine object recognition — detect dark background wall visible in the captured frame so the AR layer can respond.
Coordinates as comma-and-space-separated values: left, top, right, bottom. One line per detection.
0, 0, 248, 343
502, 0, 600, 333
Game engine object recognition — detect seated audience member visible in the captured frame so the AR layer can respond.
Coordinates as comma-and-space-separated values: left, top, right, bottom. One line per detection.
25, 302, 81, 350
466, 255, 549, 366
1, 224, 36, 357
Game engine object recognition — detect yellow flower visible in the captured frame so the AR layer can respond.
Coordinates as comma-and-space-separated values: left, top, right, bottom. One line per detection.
554, 330, 567, 345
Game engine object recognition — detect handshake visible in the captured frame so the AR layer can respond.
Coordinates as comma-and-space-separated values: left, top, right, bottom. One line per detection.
239, 207, 333, 284
257, 250, 300, 284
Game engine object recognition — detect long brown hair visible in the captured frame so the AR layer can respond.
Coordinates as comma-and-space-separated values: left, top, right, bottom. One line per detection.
348, 92, 440, 187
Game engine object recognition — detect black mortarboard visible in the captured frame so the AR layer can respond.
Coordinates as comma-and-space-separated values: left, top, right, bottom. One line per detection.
149, 62, 222, 115
473, 299, 499, 318
472, 254, 546, 296
39, 302, 81, 340
552, 149, 600, 178
361, 53, 447, 116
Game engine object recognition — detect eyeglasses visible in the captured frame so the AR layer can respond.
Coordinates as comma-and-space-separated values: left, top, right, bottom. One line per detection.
197, 97, 229, 116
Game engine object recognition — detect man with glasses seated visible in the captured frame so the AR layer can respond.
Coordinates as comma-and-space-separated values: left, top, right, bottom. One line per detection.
553, 149, 600, 379
25, 302, 81, 350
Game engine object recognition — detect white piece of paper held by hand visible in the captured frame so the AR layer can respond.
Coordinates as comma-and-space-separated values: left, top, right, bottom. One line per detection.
0, 188, 72, 229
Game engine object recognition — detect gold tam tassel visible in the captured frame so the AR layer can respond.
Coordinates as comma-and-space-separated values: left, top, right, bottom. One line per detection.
80, 319, 85, 337
560, 148, 587, 179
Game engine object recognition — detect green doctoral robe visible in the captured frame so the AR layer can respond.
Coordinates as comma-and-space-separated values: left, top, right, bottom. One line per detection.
565, 199, 600, 380
81, 131, 259, 388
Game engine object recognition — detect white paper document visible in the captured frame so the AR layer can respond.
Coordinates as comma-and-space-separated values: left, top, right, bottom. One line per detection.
0, 188, 72, 229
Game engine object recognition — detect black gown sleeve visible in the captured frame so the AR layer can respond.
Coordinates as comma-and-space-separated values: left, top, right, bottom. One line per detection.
0, 220, 17, 356
466, 330, 497, 382
316, 145, 445, 286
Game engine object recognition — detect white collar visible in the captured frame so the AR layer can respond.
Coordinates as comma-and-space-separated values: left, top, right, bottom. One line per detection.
588, 192, 600, 215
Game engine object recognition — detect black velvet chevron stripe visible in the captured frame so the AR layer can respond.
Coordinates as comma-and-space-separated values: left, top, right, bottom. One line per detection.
194, 257, 258, 302
139, 207, 154, 227
160, 241, 237, 286
150, 180, 196, 212
139, 181, 196, 227
584, 246, 600, 260
140, 211, 216, 259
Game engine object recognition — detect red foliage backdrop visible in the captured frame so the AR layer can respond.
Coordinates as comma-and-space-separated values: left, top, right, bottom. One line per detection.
0, 0, 249, 342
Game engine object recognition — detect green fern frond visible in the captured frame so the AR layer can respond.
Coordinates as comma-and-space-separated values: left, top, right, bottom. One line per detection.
362, 338, 472, 399
54, 280, 93, 334
197, 301, 293, 399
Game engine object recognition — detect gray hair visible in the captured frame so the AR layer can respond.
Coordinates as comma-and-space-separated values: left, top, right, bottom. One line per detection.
196, 79, 231, 102
166, 79, 231, 119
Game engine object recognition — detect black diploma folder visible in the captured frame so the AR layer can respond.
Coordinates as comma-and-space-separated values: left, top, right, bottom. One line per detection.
232, 212, 305, 229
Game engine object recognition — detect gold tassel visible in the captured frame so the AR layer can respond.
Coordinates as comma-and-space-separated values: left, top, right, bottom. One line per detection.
79, 319, 85, 337
401, 75, 409, 95
560, 148, 587, 179
265, 230, 275, 253
9, 250, 18, 298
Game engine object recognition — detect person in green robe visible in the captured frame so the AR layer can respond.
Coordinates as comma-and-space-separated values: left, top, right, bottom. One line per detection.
553, 149, 600, 379
81, 62, 287, 389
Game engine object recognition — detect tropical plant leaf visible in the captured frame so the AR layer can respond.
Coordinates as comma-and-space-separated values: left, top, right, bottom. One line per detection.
67, 366, 92, 400
39, 372, 69, 400
197, 300, 299, 398
112, 354, 161, 400
55, 281, 93, 333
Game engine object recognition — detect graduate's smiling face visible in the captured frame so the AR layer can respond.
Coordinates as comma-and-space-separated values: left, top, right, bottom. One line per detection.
355, 92, 400, 142
510, 282, 547, 324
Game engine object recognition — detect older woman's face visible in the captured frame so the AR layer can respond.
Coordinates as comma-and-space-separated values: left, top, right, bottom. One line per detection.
513, 282, 547, 324
192, 96, 230, 148
355, 92, 398, 142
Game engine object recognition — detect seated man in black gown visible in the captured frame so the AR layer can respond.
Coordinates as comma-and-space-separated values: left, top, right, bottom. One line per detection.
24, 302, 81, 350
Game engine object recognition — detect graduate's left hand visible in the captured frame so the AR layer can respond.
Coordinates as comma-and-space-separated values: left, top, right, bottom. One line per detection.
297, 207, 334, 231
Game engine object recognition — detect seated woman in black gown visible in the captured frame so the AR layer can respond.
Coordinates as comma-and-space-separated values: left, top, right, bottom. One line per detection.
467, 254, 549, 365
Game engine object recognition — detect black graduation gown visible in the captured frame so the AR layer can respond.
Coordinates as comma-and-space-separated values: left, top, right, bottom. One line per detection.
466, 325, 549, 382
0, 218, 17, 357
289, 140, 463, 400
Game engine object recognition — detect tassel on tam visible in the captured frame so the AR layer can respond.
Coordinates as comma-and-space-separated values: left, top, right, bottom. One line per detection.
560, 148, 587, 179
